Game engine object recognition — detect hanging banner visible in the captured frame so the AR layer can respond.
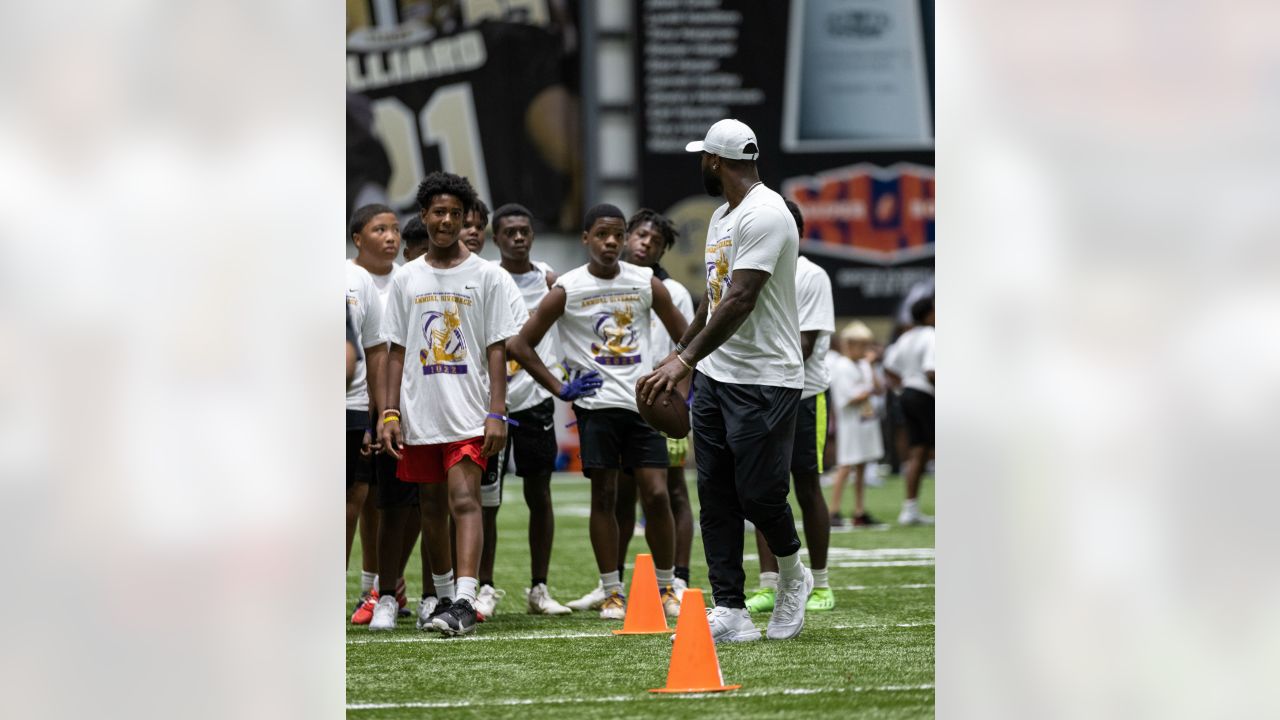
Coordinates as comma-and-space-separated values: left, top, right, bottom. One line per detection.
634, 0, 934, 316
346, 4, 582, 231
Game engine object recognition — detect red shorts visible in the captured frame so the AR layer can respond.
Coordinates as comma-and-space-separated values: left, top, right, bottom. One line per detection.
396, 438, 485, 484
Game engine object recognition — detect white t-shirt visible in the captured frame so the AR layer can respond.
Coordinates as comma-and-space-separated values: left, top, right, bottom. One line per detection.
504, 261, 559, 413
884, 325, 936, 396
345, 261, 385, 412
699, 184, 803, 388
795, 256, 835, 399
649, 275, 694, 367
381, 254, 519, 445
554, 261, 654, 412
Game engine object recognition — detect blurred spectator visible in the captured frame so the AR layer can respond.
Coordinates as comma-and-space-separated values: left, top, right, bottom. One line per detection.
828, 321, 886, 527
883, 295, 935, 525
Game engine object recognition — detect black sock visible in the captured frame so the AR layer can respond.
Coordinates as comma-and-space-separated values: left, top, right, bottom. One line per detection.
674, 566, 690, 583
617, 566, 625, 583
421, 592, 436, 600
532, 577, 547, 587
479, 578, 494, 588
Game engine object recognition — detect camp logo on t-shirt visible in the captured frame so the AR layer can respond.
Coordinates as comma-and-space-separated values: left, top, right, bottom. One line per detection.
416, 293, 473, 375
581, 292, 642, 366
706, 236, 733, 310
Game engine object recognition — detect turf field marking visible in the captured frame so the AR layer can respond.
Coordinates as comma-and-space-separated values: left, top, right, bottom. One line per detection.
347, 629, 611, 645
347, 622, 933, 645
347, 683, 934, 710
836, 583, 934, 590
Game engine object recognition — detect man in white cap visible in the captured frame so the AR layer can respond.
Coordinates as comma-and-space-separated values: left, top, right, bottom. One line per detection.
638, 118, 811, 643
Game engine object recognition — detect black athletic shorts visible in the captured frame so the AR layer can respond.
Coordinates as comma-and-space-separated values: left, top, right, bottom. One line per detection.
504, 398, 558, 479
790, 393, 829, 476
900, 388, 935, 449
375, 451, 419, 509
346, 427, 373, 489
571, 404, 668, 475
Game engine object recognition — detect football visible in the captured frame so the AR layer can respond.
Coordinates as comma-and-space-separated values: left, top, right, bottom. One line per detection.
635, 377, 691, 439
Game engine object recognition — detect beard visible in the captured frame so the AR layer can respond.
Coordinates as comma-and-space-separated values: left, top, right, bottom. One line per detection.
702, 164, 723, 197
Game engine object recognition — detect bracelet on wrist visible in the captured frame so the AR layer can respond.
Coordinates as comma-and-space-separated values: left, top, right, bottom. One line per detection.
382, 409, 400, 417
382, 415, 400, 424
674, 341, 687, 354
486, 412, 521, 427
677, 353, 695, 371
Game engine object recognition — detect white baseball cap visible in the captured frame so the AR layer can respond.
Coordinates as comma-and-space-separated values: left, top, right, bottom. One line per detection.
685, 119, 760, 160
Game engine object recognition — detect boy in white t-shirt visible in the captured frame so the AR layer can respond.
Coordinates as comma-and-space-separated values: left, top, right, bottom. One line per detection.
507, 204, 690, 620
614, 208, 696, 615
487, 203, 574, 617
378, 172, 519, 637
745, 200, 839, 614
883, 295, 935, 525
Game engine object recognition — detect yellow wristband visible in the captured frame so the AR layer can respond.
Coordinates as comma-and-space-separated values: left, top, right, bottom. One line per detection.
382, 415, 400, 424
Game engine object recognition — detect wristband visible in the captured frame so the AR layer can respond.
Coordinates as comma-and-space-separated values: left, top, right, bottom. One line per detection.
382, 415, 400, 424
674, 341, 687, 354
486, 412, 520, 427
677, 354, 695, 372
382, 409, 400, 418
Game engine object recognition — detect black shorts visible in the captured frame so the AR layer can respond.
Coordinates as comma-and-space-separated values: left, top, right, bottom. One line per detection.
790, 393, 829, 476
572, 405, 668, 475
504, 399, 558, 479
375, 451, 419, 509
346, 427, 373, 489
900, 388, 935, 449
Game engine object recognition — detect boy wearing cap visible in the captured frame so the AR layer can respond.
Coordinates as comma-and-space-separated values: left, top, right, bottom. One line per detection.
639, 119, 812, 643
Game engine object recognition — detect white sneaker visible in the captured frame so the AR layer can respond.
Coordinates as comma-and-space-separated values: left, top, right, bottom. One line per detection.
526, 583, 572, 615
566, 582, 607, 611
369, 594, 398, 631
415, 596, 439, 630
672, 577, 688, 602
898, 505, 935, 526
473, 584, 505, 619
599, 590, 626, 620
706, 606, 761, 643
767, 567, 813, 640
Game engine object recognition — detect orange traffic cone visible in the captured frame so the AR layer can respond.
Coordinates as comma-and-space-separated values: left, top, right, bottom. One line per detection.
613, 553, 669, 635
649, 589, 741, 693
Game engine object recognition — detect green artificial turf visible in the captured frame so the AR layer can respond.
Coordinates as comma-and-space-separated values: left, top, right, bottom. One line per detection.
347, 472, 934, 718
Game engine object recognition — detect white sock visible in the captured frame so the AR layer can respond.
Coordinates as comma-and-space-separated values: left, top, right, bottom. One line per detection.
456, 576, 478, 604
759, 571, 779, 590
600, 570, 623, 594
655, 567, 675, 587
777, 550, 804, 580
432, 571, 456, 601
904, 498, 919, 512
812, 567, 829, 588
361, 571, 377, 593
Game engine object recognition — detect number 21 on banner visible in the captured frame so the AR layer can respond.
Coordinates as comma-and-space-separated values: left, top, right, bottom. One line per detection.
372, 83, 493, 211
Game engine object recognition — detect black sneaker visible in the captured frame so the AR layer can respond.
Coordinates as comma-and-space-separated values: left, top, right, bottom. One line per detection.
432, 598, 478, 637
420, 597, 452, 633
853, 511, 880, 527
830, 512, 847, 528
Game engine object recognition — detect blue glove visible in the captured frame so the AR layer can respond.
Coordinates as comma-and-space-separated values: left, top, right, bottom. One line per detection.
558, 369, 604, 401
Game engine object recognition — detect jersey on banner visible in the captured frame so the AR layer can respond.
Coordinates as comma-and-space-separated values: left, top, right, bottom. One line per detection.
346, 16, 579, 230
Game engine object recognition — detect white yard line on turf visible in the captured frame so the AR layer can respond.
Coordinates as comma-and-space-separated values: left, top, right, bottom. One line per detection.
836, 583, 934, 590
347, 622, 933, 645
347, 630, 611, 645
347, 684, 934, 710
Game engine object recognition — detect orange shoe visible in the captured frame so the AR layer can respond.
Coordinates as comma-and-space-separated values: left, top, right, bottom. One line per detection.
351, 590, 378, 625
